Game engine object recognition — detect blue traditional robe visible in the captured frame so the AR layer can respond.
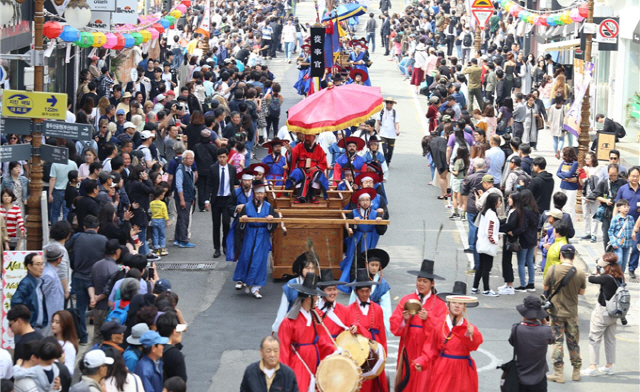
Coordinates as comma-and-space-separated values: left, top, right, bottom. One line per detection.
349, 51, 371, 86
338, 209, 381, 293
333, 153, 367, 180
262, 153, 287, 183
226, 187, 253, 262
293, 56, 312, 95
232, 200, 276, 286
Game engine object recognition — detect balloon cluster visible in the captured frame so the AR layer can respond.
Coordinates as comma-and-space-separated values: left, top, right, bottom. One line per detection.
42, 0, 190, 50
499, 0, 588, 26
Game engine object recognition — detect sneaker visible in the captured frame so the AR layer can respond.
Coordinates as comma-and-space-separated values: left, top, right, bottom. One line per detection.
178, 242, 196, 248
79, 341, 88, 346
525, 283, 536, 292
497, 283, 508, 291
591, 235, 597, 243
449, 212, 459, 220
463, 248, 474, 254
498, 286, 515, 295
160, 248, 169, 256
470, 288, 479, 294
514, 286, 528, 293
580, 234, 591, 240
253, 291, 263, 299
483, 289, 499, 297
235, 281, 243, 290
580, 368, 599, 377
147, 253, 160, 261
630, 270, 637, 279
598, 366, 614, 375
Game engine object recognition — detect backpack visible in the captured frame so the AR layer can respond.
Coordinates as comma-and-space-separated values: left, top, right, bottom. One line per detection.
268, 95, 282, 118
79, 140, 94, 160
463, 32, 472, 47
106, 300, 130, 325
95, 75, 107, 98
516, 171, 531, 190
605, 276, 630, 318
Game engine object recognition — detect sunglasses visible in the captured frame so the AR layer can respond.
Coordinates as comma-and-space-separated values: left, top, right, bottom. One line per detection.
9, 137, 18, 140
609, 156, 619, 160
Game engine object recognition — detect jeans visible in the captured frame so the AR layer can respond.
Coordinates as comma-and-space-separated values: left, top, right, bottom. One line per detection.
245, 140, 254, 163
51, 189, 68, 224
366, 32, 376, 52
284, 41, 294, 60
552, 135, 564, 154
466, 212, 480, 270
152, 218, 167, 248
455, 44, 462, 60
614, 246, 631, 273
516, 246, 536, 287
296, 32, 304, 50
461, 48, 471, 65
71, 276, 91, 343
628, 236, 639, 272
138, 225, 150, 256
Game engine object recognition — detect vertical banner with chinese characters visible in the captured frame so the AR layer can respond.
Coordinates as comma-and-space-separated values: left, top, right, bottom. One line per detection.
310, 27, 325, 78
563, 60, 595, 137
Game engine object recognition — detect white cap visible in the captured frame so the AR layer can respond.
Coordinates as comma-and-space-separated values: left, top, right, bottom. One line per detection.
241, 173, 254, 180
83, 350, 114, 368
360, 176, 374, 183
124, 122, 135, 129
254, 166, 265, 173
254, 186, 266, 193
156, 94, 166, 101
140, 130, 155, 140
358, 193, 372, 200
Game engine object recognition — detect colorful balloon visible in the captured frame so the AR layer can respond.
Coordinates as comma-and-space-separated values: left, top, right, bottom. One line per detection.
103, 33, 117, 49
92, 32, 107, 47
123, 33, 134, 48
169, 9, 182, 19
504, 3, 512, 12
578, 3, 588, 18
165, 15, 176, 24
540, 14, 549, 26
181, 0, 191, 6
60, 25, 80, 42
140, 30, 151, 43
153, 22, 165, 33
43, 21, 64, 39
560, 12, 572, 24
113, 34, 126, 50
75, 32, 94, 48
547, 16, 556, 26
176, 3, 187, 13
570, 8, 585, 22
159, 18, 171, 29
130, 32, 143, 45
147, 27, 159, 40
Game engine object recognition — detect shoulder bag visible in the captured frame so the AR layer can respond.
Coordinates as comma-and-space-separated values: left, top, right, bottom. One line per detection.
542, 265, 577, 311
498, 324, 520, 392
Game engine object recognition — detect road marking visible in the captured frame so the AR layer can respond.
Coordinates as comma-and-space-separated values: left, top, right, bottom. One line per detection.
476, 348, 501, 373
409, 85, 430, 135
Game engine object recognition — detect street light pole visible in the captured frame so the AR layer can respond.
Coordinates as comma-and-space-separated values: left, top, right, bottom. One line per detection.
577, 0, 594, 168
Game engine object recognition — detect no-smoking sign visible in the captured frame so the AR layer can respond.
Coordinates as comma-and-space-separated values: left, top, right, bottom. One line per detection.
597, 18, 619, 43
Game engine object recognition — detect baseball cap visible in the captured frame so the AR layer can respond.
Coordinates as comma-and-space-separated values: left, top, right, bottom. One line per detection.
98, 171, 115, 184
140, 130, 155, 140
200, 129, 212, 138
44, 246, 64, 262
100, 320, 127, 338
156, 94, 166, 102
166, 90, 175, 96
153, 279, 172, 294
481, 174, 494, 183
509, 156, 522, 166
139, 331, 169, 348
116, 109, 126, 115
560, 244, 576, 254
83, 350, 114, 368
123, 121, 135, 129
127, 323, 150, 345
548, 208, 563, 220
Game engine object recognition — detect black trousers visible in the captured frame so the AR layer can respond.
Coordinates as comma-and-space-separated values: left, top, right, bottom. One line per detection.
473, 252, 494, 291
381, 35, 389, 54
266, 116, 280, 139
196, 174, 208, 211
212, 196, 231, 250
519, 377, 547, 392
261, 39, 271, 57
381, 136, 396, 164
502, 239, 515, 283
446, 36, 455, 56
602, 217, 611, 252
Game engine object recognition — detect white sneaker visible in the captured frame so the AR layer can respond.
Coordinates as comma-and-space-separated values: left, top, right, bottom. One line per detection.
471, 288, 479, 294
483, 289, 499, 297
235, 282, 243, 290
497, 283, 508, 291
244, 286, 251, 294
581, 368, 599, 377
598, 366, 614, 375
498, 286, 515, 295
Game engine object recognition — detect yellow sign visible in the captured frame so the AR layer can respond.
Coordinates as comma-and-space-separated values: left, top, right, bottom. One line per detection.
472, 0, 493, 8
2, 90, 67, 120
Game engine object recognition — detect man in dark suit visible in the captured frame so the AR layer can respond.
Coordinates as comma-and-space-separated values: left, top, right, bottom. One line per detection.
380, 14, 391, 56
204, 148, 238, 258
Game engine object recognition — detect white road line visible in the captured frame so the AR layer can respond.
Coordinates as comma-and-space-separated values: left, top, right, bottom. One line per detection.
476, 348, 501, 373
409, 85, 430, 135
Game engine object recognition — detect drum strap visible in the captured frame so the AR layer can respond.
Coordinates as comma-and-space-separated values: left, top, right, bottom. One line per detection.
325, 309, 349, 332
291, 344, 317, 392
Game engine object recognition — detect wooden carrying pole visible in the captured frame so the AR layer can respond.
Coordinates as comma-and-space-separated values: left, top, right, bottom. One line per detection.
240, 218, 390, 225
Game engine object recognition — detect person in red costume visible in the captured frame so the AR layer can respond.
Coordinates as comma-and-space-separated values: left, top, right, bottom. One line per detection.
286, 134, 329, 204
346, 269, 389, 392
414, 281, 484, 392
390, 259, 448, 392
315, 269, 350, 344
278, 273, 335, 392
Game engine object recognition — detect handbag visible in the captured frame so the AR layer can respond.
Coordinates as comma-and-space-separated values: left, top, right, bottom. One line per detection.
506, 238, 521, 252
498, 324, 520, 392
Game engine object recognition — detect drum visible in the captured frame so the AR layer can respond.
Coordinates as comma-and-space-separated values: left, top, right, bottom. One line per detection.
335, 331, 370, 366
316, 353, 362, 392
361, 340, 386, 380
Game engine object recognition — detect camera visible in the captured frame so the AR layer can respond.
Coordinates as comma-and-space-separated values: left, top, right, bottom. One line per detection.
540, 294, 554, 311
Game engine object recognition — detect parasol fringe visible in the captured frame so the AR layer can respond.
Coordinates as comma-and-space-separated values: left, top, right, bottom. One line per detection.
286, 102, 384, 135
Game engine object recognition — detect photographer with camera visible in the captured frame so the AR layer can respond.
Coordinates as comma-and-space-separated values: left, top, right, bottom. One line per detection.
542, 244, 586, 383
582, 253, 627, 377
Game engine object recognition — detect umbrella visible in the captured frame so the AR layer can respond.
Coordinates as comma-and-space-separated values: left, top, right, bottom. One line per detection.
286, 84, 383, 135
322, 3, 367, 22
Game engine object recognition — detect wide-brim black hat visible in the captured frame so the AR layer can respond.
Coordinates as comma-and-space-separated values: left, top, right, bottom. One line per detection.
317, 269, 347, 288
346, 268, 380, 288
407, 259, 445, 280
358, 248, 390, 270
436, 281, 479, 308
289, 273, 327, 297
517, 295, 548, 320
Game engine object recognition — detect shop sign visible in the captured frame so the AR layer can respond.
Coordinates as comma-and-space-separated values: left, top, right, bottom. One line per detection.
112, 0, 138, 24
87, 0, 116, 11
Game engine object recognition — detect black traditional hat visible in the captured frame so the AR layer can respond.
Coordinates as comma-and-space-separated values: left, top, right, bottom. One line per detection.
317, 269, 347, 288
436, 281, 479, 308
358, 248, 390, 270
345, 268, 381, 288
407, 259, 445, 280
289, 273, 327, 297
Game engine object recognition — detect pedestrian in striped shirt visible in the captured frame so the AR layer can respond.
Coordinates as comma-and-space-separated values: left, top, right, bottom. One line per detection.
1, 188, 25, 249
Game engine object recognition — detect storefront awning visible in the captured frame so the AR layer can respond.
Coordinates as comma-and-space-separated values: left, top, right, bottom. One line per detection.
539, 38, 580, 52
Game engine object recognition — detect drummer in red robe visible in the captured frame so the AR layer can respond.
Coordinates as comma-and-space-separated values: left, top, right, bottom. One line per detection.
278, 273, 335, 392
315, 269, 350, 343
346, 269, 389, 392
286, 134, 329, 204
390, 259, 447, 392
414, 281, 484, 392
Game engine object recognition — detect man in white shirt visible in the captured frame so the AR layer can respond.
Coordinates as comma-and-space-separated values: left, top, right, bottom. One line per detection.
375, 98, 400, 165
204, 149, 237, 258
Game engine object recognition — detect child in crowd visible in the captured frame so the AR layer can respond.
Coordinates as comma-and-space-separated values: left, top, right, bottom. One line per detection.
150, 186, 169, 257
608, 199, 636, 272
450, 145, 470, 220
543, 220, 570, 277
538, 208, 563, 272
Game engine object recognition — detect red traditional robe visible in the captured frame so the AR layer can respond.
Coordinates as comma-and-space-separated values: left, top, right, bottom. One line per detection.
290, 143, 328, 172
279, 310, 335, 392
415, 316, 483, 392
389, 292, 448, 392
347, 301, 389, 392
316, 300, 350, 346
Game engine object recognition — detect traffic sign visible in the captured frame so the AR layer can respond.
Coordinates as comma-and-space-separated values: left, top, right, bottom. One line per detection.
596, 18, 619, 43
1, 90, 67, 121
41, 145, 69, 164
471, 0, 493, 8
0, 65, 7, 84
0, 117, 32, 136
43, 121, 94, 141
472, 9, 493, 29
0, 144, 31, 162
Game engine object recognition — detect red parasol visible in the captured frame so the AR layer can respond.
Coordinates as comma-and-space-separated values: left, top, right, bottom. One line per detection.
286, 84, 383, 135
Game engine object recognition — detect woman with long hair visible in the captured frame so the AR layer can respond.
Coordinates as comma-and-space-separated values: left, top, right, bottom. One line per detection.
104, 350, 144, 392
450, 145, 470, 220
497, 192, 525, 295
185, 110, 206, 150
1, 161, 29, 217
78, 148, 99, 181
504, 52, 517, 94
522, 93, 541, 147
579, 151, 603, 242
557, 147, 579, 222
550, 74, 571, 104
96, 97, 110, 128
126, 165, 155, 260
582, 253, 625, 377
473, 192, 502, 297
514, 189, 540, 292
1, 188, 25, 249
496, 97, 514, 135
51, 310, 79, 375
482, 105, 497, 138
539, 74, 554, 109
98, 204, 132, 246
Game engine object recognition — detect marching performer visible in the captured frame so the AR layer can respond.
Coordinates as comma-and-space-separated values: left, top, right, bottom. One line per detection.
414, 281, 483, 392
346, 269, 389, 392
249, 163, 270, 185
226, 169, 255, 262
315, 270, 350, 344
278, 273, 335, 392
390, 259, 447, 392
286, 134, 329, 204
261, 138, 289, 183
293, 45, 312, 96
349, 43, 372, 86
350, 68, 369, 86
362, 135, 389, 181
345, 172, 389, 218
333, 137, 368, 182
232, 181, 277, 299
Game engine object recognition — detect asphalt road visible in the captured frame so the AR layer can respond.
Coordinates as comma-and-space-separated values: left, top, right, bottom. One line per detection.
156, 3, 640, 392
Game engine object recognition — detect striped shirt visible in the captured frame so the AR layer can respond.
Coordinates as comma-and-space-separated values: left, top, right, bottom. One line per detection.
1, 204, 25, 237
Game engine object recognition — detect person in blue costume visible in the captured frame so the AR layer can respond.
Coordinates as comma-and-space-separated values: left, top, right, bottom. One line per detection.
226, 169, 255, 262
337, 164, 357, 191
349, 68, 369, 86
348, 43, 371, 86
339, 188, 387, 292
363, 162, 389, 205
248, 163, 270, 185
261, 139, 289, 184
362, 135, 389, 181
271, 249, 319, 333
348, 248, 392, 336
328, 132, 345, 172
293, 45, 312, 96
232, 181, 277, 299
332, 136, 368, 182
344, 172, 389, 219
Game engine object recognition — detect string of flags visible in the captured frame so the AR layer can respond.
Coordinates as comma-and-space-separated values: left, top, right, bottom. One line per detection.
499, 0, 588, 26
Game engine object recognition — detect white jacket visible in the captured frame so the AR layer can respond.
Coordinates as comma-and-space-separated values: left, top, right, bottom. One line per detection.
477, 209, 500, 257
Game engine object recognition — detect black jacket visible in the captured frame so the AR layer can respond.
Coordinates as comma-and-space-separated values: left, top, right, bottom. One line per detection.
528, 171, 554, 212
162, 344, 187, 382
75, 195, 101, 232
240, 361, 299, 392
194, 140, 218, 177
204, 163, 238, 205
518, 207, 540, 249
126, 179, 155, 227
